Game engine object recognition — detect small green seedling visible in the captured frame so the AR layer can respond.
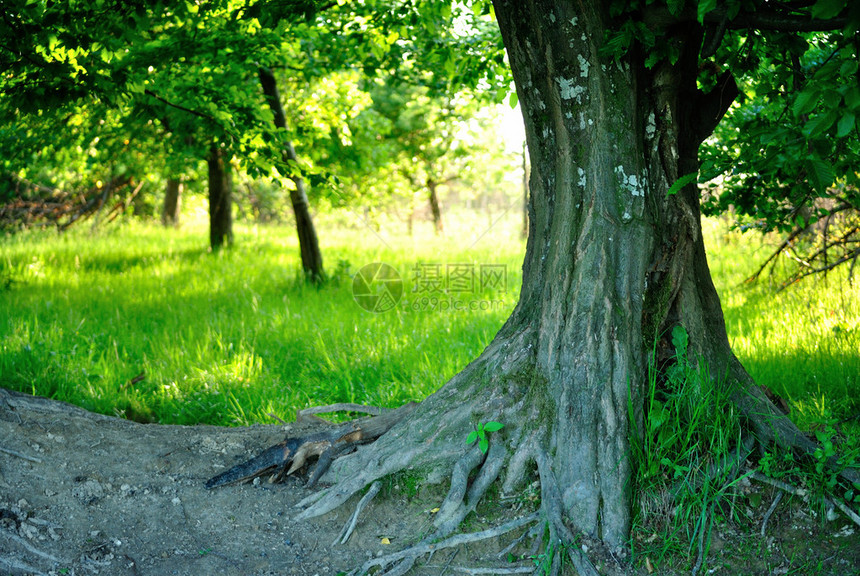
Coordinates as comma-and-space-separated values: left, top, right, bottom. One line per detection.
466, 421, 504, 454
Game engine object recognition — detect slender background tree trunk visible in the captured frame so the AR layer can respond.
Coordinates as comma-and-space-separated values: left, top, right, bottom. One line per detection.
162, 177, 181, 228
208, 145, 233, 250
258, 67, 325, 282
427, 179, 444, 235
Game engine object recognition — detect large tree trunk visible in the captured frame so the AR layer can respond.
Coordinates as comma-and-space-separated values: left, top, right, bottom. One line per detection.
161, 177, 181, 227
207, 144, 233, 250
229, 3, 848, 569
258, 67, 325, 283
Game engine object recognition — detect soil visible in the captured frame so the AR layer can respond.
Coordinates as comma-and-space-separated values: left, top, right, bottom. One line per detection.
1, 388, 859, 576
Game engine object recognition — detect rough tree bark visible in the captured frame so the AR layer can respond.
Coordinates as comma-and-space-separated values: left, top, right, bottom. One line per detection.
258, 67, 325, 283
208, 144, 233, 250
161, 177, 181, 228
522, 141, 529, 239
213, 2, 855, 572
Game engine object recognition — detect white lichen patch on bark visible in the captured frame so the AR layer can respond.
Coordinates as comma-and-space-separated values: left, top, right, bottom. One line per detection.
614, 165, 646, 222
577, 54, 590, 78
577, 167, 586, 188
556, 77, 585, 102
614, 166, 644, 198
645, 112, 656, 140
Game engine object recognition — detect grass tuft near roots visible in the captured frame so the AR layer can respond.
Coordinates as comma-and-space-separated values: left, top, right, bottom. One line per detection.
629, 326, 748, 569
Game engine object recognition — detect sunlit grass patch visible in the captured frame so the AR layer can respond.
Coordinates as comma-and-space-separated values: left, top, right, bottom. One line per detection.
704, 218, 860, 426
1, 216, 856, 433
0, 219, 523, 425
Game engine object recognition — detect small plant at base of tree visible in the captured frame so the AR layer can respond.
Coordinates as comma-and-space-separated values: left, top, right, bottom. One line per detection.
466, 421, 504, 454
629, 326, 748, 572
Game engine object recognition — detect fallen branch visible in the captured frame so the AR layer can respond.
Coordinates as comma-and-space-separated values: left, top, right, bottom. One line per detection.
206, 402, 416, 489
0, 446, 42, 463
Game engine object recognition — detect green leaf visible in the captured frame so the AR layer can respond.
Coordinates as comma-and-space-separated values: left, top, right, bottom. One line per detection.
667, 0, 685, 16
671, 325, 688, 357
822, 89, 842, 108
479, 437, 489, 453
697, 0, 718, 23
836, 112, 855, 137
805, 157, 835, 193
792, 89, 819, 117
508, 91, 518, 109
803, 109, 838, 137
466, 430, 478, 445
811, 0, 846, 19
483, 421, 504, 432
666, 172, 697, 196
846, 86, 860, 110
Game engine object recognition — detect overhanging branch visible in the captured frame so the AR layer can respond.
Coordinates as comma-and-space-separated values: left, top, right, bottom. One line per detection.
643, 4, 850, 33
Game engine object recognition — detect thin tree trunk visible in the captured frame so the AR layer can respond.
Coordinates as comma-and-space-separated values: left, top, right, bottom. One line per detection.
427, 179, 443, 235
258, 67, 324, 282
208, 144, 233, 250
162, 177, 181, 227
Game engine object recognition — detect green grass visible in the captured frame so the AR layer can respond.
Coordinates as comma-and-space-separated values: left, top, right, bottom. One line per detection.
1, 215, 857, 433
0, 217, 524, 425
703, 218, 860, 429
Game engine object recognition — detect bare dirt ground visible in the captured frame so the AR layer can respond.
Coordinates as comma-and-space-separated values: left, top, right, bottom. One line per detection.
0, 389, 531, 576
1, 387, 859, 576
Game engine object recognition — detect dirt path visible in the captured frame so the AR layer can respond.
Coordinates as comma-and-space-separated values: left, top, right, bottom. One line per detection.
0, 389, 457, 576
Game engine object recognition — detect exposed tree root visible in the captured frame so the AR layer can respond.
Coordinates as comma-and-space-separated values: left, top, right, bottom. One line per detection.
749, 469, 860, 529
534, 452, 602, 576
0, 525, 66, 576
453, 567, 532, 574
345, 511, 540, 576
434, 443, 507, 537
760, 491, 783, 536
0, 445, 42, 463
335, 480, 381, 545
